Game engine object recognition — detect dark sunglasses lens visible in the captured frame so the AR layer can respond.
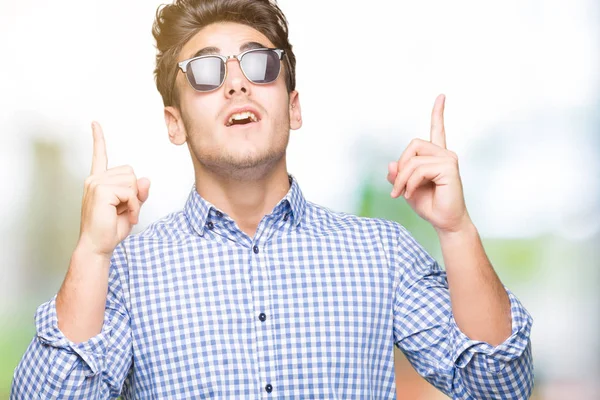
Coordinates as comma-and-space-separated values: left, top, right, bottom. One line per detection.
241, 50, 281, 84
187, 57, 225, 91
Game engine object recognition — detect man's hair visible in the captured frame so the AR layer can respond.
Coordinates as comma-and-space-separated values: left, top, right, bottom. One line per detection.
152, 0, 297, 108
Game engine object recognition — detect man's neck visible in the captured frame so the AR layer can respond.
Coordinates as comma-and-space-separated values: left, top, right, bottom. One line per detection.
193, 164, 291, 238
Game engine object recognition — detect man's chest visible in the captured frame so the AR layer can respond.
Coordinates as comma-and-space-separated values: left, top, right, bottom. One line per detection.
124, 236, 395, 398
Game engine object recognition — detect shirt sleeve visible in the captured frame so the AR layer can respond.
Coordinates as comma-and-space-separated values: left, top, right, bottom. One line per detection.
11, 243, 133, 400
391, 224, 534, 400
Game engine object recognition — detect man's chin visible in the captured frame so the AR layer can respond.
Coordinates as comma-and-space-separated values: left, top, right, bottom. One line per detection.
203, 151, 277, 171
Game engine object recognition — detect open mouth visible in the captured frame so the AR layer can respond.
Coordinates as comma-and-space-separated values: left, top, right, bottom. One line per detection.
226, 111, 259, 127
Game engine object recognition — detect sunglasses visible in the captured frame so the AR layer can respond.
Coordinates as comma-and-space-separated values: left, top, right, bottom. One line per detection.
177, 48, 285, 92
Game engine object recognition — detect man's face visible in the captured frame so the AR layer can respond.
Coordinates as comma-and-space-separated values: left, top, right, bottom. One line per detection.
168, 22, 301, 179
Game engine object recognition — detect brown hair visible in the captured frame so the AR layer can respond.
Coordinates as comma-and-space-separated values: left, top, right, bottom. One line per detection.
152, 0, 296, 108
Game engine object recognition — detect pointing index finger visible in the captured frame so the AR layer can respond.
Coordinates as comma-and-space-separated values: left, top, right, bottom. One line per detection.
91, 121, 108, 175
430, 93, 447, 149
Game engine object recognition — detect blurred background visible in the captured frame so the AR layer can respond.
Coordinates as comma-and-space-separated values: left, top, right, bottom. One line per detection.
1, 0, 598, 398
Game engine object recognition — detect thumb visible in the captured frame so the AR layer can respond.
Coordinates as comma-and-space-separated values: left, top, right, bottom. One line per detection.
387, 161, 398, 184
137, 178, 151, 203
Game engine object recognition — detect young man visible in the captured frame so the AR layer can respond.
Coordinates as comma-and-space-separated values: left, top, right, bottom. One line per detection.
12, 0, 533, 398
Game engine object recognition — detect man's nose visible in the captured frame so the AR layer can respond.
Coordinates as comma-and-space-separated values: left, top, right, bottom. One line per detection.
223, 58, 250, 97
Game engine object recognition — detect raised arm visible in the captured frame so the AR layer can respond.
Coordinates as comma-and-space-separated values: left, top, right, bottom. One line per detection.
11, 122, 150, 399
389, 95, 534, 398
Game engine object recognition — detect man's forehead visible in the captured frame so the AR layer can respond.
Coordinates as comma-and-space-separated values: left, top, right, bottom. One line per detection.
181, 22, 274, 59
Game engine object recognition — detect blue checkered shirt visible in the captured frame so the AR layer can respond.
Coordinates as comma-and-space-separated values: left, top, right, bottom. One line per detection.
12, 174, 533, 399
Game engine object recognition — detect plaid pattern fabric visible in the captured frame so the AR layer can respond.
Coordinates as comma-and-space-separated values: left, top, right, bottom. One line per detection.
12, 174, 533, 399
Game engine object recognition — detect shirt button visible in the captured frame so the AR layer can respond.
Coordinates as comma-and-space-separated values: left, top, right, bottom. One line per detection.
206, 221, 214, 230
265, 384, 273, 393
258, 313, 267, 322
253, 245, 259, 254
216, 211, 223, 218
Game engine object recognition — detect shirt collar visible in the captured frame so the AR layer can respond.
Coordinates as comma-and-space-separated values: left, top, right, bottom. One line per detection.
184, 173, 306, 236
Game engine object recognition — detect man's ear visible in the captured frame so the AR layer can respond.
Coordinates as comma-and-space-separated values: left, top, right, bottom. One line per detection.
164, 106, 187, 145
289, 90, 302, 130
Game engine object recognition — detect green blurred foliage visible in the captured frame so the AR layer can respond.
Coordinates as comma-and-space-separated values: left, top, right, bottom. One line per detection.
0, 317, 35, 398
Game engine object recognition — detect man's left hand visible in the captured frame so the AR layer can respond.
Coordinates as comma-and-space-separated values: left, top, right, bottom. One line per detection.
387, 94, 472, 234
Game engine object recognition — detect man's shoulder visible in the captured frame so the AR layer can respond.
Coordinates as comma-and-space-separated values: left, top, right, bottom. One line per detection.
304, 200, 404, 236
123, 209, 190, 245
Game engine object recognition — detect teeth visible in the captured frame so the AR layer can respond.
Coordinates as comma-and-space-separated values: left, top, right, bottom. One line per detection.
227, 111, 258, 125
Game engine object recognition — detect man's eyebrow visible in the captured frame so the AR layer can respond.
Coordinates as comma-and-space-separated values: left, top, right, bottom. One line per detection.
239, 41, 269, 52
190, 46, 220, 58
189, 41, 269, 59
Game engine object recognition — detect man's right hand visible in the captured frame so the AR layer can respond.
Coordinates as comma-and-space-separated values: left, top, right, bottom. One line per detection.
77, 121, 151, 259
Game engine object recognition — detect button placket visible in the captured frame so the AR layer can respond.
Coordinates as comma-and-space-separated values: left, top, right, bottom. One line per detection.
249, 238, 277, 397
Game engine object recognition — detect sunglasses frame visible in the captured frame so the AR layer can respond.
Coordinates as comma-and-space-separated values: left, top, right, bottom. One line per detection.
177, 47, 285, 92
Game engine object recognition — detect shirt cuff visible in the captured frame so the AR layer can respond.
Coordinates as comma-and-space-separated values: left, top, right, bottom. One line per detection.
35, 295, 113, 377
450, 288, 533, 373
